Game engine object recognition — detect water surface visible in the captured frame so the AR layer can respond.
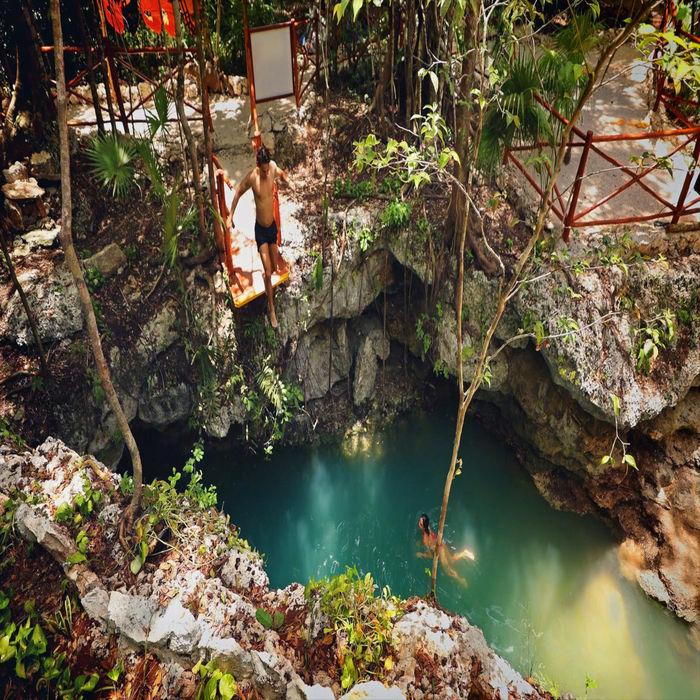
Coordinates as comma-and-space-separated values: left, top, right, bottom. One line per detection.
140, 412, 700, 699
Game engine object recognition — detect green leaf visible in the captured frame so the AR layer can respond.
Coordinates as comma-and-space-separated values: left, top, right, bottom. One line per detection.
623, 454, 638, 470
352, 0, 363, 20
67, 551, 87, 565
256, 608, 273, 628
204, 675, 219, 700
219, 674, 237, 700
611, 394, 620, 418
130, 555, 143, 575
141, 538, 149, 564
600, 455, 611, 465
15, 657, 26, 679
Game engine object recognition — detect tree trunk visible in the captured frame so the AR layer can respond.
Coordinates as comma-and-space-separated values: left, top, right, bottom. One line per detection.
75, 0, 105, 134
0, 220, 49, 379
193, 0, 220, 256
444, 8, 500, 275
430, 0, 661, 598
369, 3, 393, 119
172, 0, 208, 247
50, 0, 143, 511
19, 0, 56, 124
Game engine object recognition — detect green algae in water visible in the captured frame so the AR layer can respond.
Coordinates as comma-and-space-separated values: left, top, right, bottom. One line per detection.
140, 413, 700, 700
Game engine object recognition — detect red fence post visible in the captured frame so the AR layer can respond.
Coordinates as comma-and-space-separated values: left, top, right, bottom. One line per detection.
671, 132, 700, 224
563, 130, 593, 242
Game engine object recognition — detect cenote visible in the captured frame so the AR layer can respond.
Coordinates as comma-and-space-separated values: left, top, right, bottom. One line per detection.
137, 411, 700, 700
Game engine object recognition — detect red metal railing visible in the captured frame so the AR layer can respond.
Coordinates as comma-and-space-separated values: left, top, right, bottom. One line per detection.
41, 44, 203, 132
505, 99, 700, 241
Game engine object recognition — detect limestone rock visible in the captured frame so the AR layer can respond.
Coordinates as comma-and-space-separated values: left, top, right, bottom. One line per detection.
339, 682, 405, 699
353, 336, 377, 405
138, 381, 192, 427
107, 592, 158, 645
148, 597, 201, 655
3, 161, 28, 183
202, 396, 246, 439
83, 243, 127, 279
290, 321, 351, 401
221, 549, 269, 591
14, 503, 76, 563
0, 262, 82, 345
81, 587, 110, 629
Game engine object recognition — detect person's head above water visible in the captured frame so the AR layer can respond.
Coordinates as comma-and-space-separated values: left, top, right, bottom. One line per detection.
419, 513, 431, 534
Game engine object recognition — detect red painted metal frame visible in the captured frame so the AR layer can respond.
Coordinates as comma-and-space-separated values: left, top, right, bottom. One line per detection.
42, 44, 202, 130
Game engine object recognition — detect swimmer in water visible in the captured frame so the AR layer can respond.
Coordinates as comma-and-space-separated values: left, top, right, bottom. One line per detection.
418, 513, 475, 586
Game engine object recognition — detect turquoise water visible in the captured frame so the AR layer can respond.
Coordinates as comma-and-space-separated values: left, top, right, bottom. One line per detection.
140, 411, 700, 699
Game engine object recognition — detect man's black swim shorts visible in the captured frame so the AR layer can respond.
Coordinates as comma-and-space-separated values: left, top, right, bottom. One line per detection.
254, 220, 278, 250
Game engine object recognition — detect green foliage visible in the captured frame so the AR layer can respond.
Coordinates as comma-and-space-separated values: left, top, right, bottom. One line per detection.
0, 417, 25, 450
305, 565, 400, 691
193, 660, 237, 700
86, 132, 137, 199
255, 608, 284, 630
0, 597, 98, 698
354, 105, 459, 191
637, 15, 700, 103
54, 473, 104, 528
634, 310, 675, 374
254, 356, 304, 456
479, 12, 599, 174
334, 176, 375, 200
380, 198, 412, 229
132, 440, 218, 574
84, 266, 104, 293
135, 139, 166, 200
145, 85, 170, 140
124, 242, 139, 266
310, 250, 324, 291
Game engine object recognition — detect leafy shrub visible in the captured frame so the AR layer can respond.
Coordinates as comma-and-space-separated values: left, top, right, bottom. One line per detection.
380, 198, 412, 229
305, 566, 401, 691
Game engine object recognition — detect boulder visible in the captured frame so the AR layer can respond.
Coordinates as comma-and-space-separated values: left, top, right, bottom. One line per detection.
107, 591, 158, 645
290, 321, 351, 401
220, 548, 269, 591
148, 597, 201, 655
83, 243, 127, 279
353, 336, 377, 405
3, 161, 28, 183
138, 381, 192, 427
0, 261, 83, 345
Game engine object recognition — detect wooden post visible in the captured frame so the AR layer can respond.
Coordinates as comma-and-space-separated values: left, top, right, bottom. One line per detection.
671, 132, 700, 224
563, 130, 593, 242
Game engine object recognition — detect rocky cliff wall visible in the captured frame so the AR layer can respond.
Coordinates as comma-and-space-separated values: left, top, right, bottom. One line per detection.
1, 207, 698, 629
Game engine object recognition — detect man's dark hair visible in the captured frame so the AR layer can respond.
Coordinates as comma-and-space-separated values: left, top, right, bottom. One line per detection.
256, 145, 271, 166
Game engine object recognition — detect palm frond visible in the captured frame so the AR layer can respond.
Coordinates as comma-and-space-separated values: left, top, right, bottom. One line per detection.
85, 132, 136, 199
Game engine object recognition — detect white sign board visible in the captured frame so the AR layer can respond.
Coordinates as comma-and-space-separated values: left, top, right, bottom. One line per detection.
250, 25, 294, 102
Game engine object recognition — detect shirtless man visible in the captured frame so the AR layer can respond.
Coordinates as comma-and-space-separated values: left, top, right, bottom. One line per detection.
226, 145, 292, 328
418, 513, 475, 586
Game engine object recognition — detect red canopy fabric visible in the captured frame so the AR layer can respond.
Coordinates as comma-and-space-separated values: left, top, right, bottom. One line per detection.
139, 0, 195, 37
139, 0, 162, 34
103, 0, 125, 34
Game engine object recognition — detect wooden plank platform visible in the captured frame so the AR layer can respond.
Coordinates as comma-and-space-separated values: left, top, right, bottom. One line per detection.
227, 229, 289, 308
217, 169, 290, 309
